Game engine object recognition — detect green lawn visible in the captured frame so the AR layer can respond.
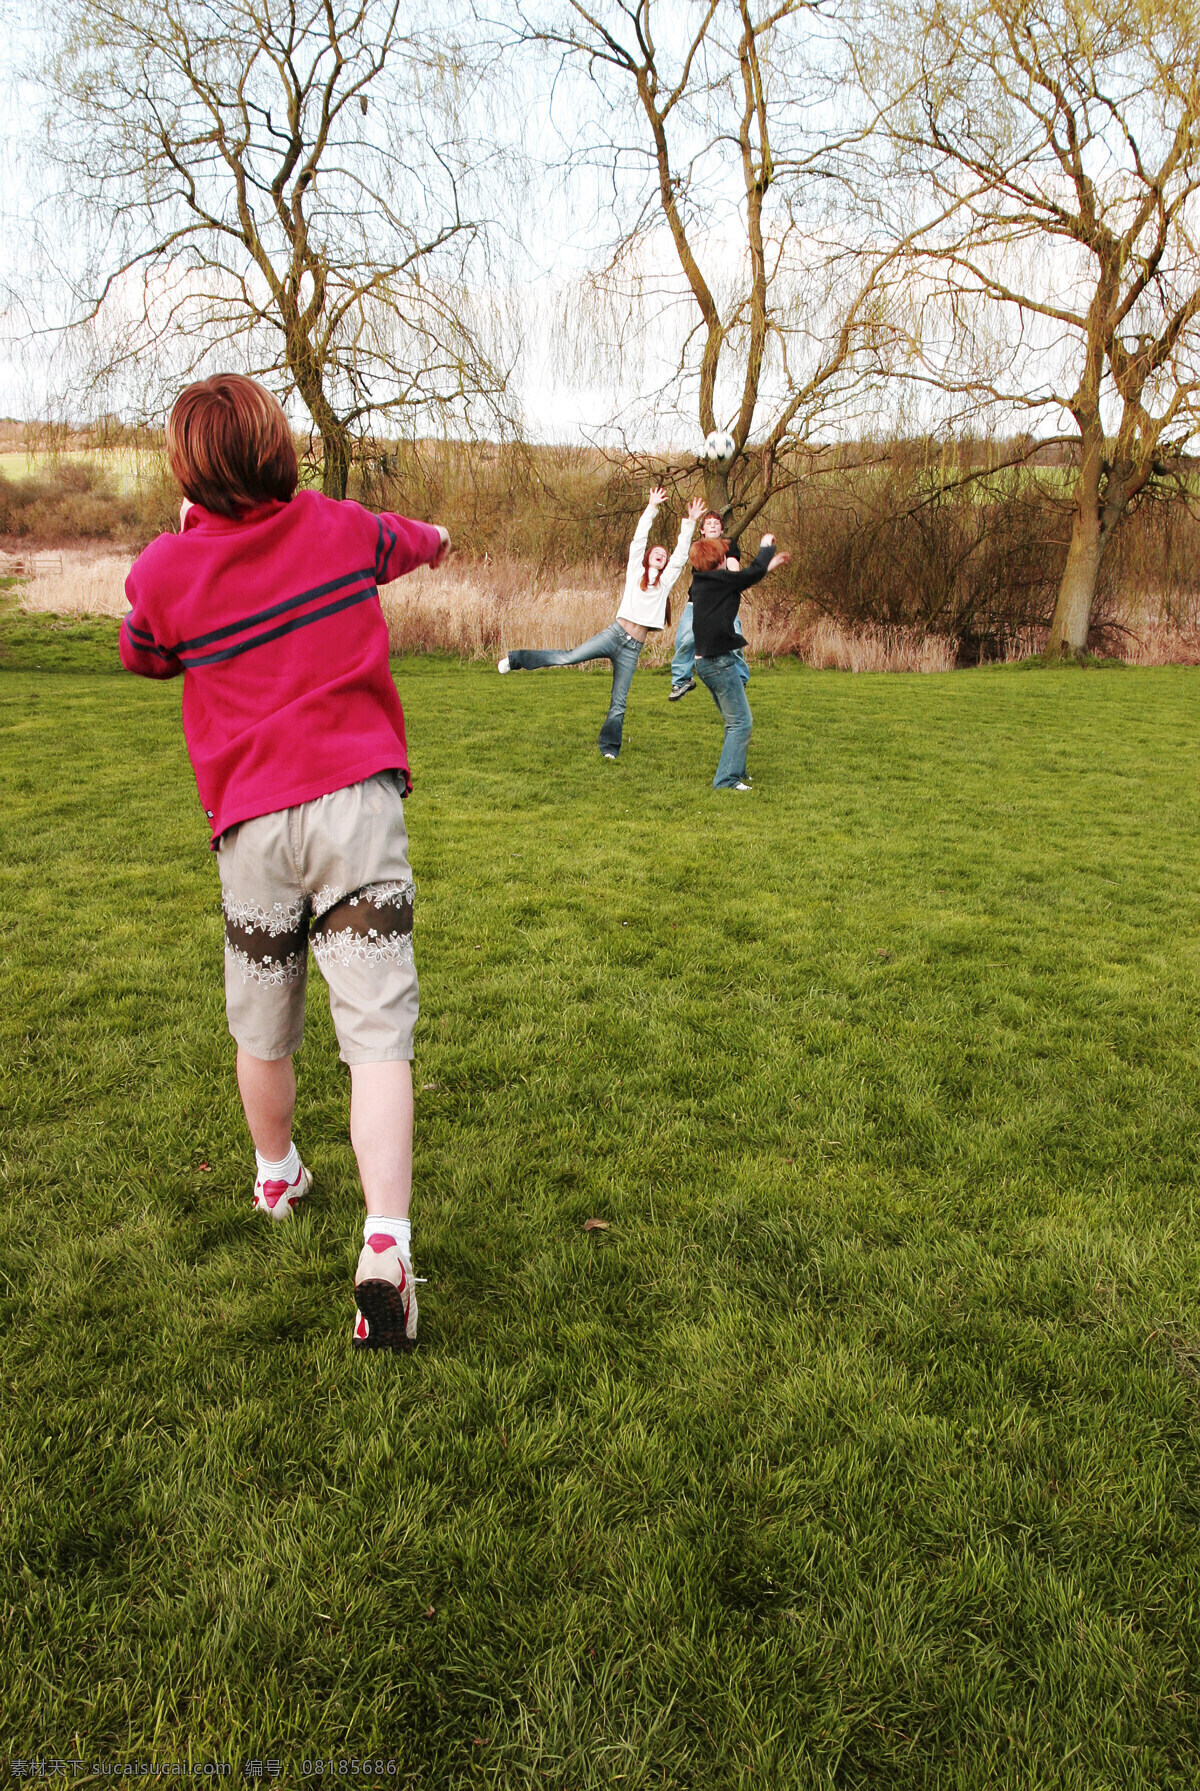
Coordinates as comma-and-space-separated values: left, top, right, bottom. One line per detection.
3, 613, 1200, 1786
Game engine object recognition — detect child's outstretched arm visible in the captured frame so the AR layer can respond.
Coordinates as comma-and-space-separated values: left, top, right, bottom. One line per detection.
376, 512, 451, 585
659, 496, 705, 594
727, 534, 789, 595
120, 570, 183, 680
626, 486, 665, 580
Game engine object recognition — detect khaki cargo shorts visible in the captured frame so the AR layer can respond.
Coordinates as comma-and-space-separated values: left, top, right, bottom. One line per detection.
216, 772, 418, 1064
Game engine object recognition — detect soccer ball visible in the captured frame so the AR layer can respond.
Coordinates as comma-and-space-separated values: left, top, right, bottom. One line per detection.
703, 430, 737, 462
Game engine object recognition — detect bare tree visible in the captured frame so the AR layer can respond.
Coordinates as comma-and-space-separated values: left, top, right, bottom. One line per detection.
514, 0, 895, 538
27, 0, 515, 496
860, 0, 1200, 654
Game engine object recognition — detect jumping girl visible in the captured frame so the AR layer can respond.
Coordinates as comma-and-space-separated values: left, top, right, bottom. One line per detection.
498, 487, 705, 758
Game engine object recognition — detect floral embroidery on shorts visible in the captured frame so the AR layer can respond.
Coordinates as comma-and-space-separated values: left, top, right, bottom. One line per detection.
310, 881, 415, 969
312, 884, 347, 920
223, 893, 310, 986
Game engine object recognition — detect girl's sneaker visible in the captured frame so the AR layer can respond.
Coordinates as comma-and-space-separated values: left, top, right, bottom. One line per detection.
352, 1234, 418, 1351
252, 1161, 312, 1219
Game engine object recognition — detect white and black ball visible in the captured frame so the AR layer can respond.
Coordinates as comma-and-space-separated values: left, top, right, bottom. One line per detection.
703, 429, 737, 463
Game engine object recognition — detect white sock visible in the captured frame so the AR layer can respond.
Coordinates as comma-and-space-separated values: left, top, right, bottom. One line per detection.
364, 1214, 411, 1265
256, 1142, 300, 1182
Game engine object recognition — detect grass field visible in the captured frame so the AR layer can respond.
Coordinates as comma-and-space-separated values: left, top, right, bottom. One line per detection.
0, 448, 154, 494
2, 608, 1200, 1786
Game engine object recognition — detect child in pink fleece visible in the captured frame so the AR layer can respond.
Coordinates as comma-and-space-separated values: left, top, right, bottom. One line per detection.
122, 373, 450, 1353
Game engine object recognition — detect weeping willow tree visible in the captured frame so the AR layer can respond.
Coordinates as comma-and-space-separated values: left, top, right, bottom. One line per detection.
26, 0, 517, 495
516, 0, 900, 537
859, 0, 1200, 654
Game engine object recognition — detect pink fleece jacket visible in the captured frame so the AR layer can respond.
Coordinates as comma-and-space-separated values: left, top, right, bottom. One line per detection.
120, 490, 443, 843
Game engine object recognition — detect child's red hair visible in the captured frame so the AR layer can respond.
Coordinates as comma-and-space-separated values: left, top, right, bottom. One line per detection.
690, 537, 729, 572
640, 547, 654, 592
168, 374, 298, 519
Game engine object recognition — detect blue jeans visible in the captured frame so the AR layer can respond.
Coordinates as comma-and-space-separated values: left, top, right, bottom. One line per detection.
508, 622, 643, 754
695, 653, 753, 788
671, 602, 749, 687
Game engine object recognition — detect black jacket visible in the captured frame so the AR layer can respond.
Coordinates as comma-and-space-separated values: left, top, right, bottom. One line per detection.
689, 544, 773, 658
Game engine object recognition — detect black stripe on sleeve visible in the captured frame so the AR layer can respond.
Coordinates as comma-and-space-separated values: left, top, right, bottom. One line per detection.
123, 618, 174, 658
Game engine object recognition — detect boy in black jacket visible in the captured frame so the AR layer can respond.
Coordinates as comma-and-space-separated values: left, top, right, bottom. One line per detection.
688, 531, 790, 789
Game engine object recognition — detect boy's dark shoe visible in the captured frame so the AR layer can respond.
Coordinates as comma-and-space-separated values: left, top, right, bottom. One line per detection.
669, 678, 696, 701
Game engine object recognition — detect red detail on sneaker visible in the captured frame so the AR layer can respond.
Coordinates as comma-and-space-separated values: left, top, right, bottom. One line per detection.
367, 1232, 400, 1254
260, 1178, 291, 1210
355, 1311, 369, 1341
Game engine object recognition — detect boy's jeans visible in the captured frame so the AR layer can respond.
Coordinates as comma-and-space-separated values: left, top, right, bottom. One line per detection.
695, 653, 753, 788
671, 602, 749, 687
508, 622, 643, 754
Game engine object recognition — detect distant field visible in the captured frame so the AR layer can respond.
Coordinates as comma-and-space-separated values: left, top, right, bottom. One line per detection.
2, 608, 1200, 1783
0, 447, 156, 494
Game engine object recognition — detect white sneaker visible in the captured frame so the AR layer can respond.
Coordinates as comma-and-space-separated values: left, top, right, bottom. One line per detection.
497, 655, 510, 674
252, 1160, 312, 1219
352, 1232, 418, 1351
733, 782, 754, 791
603, 751, 618, 760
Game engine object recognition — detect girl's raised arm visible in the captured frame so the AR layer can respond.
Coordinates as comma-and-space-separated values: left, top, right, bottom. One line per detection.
659, 495, 706, 594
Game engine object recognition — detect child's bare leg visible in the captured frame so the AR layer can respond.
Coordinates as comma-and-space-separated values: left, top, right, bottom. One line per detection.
351, 1060, 417, 1348
237, 1048, 296, 1158
349, 1060, 413, 1221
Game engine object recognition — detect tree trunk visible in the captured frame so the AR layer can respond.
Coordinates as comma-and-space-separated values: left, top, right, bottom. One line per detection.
321, 426, 351, 501
1046, 436, 1104, 657
288, 335, 351, 501
705, 465, 732, 529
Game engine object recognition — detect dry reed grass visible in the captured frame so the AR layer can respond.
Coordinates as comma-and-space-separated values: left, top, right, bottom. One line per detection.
380, 556, 619, 661
1104, 596, 1200, 666
17, 550, 1200, 671
787, 616, 956, 673
1122, 624, 1200, 666
387, 571, 964, 671
18, 552, 131, 617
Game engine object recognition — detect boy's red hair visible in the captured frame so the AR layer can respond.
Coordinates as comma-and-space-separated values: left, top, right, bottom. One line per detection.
690, 537, 729, 572
168, 374, 298, 519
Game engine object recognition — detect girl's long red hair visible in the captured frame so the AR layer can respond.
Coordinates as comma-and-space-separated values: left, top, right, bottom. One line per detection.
640, 547, 654, 593
641, 545, 681, 626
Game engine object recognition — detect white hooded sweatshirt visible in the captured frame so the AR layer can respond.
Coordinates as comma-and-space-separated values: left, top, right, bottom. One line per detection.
616, 501, 698, 632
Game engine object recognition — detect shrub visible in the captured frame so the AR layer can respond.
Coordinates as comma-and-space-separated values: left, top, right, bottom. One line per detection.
0, 456, 179, 546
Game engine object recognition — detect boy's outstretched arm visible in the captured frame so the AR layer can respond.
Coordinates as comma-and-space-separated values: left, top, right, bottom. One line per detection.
120, 576, 183, 680
376, 512, 451, 584
726, 535, 787, 594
